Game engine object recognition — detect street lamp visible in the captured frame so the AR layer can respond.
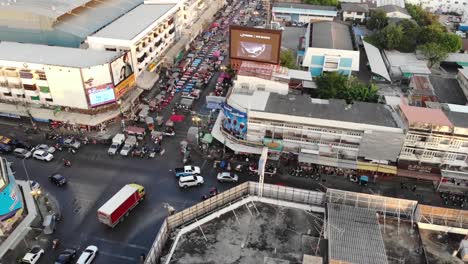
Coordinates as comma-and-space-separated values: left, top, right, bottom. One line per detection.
22, 158, 44, 222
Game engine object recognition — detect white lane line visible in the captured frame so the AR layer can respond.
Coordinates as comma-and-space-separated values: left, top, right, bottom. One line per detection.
201, 159, 207, 170
99, 251, 137, 262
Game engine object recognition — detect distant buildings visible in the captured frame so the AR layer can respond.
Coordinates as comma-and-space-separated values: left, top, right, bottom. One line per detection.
341, 3, 369, 22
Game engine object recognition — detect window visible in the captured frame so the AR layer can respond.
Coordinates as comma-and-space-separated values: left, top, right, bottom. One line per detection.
241, 83, 249, 89
37, 73, 47, 80
45, 98, 53, 102
17, 94, 25, 98
23, 84, 37, 91
19, 71, 33, 79
324, 57, 339, 69
356, 12, 363, 15
105, 47, 117, 52
30, 96, 39, 101
3, 92, 11, 97
39, 86, 50, 93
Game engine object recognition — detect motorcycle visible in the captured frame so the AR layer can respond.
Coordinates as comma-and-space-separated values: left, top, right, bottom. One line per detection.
63, 159, 72, 167
52, 238, 60, 250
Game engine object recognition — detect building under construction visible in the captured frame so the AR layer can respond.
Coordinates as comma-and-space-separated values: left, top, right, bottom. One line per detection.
143, 182, 468, 264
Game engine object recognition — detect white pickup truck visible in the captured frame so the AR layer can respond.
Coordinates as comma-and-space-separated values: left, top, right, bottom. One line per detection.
120, 136, 137, 156
108, 134, 125, 155
174, 165, 201, 177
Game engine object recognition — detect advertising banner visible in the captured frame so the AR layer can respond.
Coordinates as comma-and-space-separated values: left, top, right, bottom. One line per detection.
110, 52, 134, 86
0, 174, 23, 221
87, 83, 116, 107
82, 65, 113, 89
222, 103, 247, 140
114, 74, 136, 100
230, 25, 282, 65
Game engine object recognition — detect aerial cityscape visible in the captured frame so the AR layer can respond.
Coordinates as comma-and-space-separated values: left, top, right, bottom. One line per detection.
0, 0, 467, 263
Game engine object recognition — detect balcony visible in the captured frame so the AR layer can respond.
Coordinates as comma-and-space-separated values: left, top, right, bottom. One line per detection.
25, 89, 39, 96
10, 88, 24, 95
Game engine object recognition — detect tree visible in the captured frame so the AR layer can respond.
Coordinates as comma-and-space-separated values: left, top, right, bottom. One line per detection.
316, 72, 379, 103
381, 24, 404, 50
280, 49, 298, 69
418, 42, 449, 68
367, 10, 388, 30
397, 20, 421, 52
439, 32, 462, 52
406, 4, 438, 26
304, 0, 338, 6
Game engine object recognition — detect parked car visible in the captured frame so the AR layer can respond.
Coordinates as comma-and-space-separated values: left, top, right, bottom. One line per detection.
10, 139, 32, 149
0, 143, 12, 154
32, 150, 54, 162
21, 246, 44, 264
54, 248, 77, 264
49, 173, 67, 186
63, 138, 81, 149
76, 245, 98, 264
34, 144, 56, 153
14, 148, 32, 158
217, 172, 239, 183
179, 175, 204, 188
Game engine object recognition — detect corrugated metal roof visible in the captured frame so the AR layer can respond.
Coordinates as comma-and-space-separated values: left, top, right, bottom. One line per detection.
91, 3, 176, 41
399, 103, 453, 127
363, 41, 391, 82
311, 21, 353, 50
0, 41, 120, 68
0, 0, 91, 19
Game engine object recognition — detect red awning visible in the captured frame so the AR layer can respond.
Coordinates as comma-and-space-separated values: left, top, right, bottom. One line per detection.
170, 115, 185, 122
397, 169, 441, 181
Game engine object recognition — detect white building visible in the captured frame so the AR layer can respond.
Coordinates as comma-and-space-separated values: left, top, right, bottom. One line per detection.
87, 2, 179, 89
301, 21, 360, 77
0, 42, 140, 128
341, 3, 369, 22
377, 5, 412, 19
212, 63, 404, 175
406, 0, 466, 15
272, 3, 338, 23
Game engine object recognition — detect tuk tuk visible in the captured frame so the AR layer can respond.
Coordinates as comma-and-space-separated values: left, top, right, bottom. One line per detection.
126, 126, 146, 141
165, 120, 175, 136
151, 131, 164, 144
138, 105, 150, 122
156, 116, 164, 126
145, 116, 155, 131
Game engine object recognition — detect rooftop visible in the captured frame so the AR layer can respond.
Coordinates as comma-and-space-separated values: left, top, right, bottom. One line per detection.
383, 50, 430, 75
399, 104, 453, 127
359, 131, 405, 162
0, 0, 91, 20
429, 75, 468, 105
273, 2, 337, 11
378, 4, 409, 15
310, 21, 354, 50
0, 42, 120, 68
263, 94, 399, 128
376, 0, 405, 7
363, 41, 391, 82
169, 202, 324, 264
444, 110, 468, 128
91, 3, 176, 41
410, 75, 435, 96
341, 3, 369, 12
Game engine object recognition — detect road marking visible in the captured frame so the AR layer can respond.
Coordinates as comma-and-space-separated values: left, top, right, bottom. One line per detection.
94, 237, 149, 251
99, 251, 137, 262
201, 159, 207, 170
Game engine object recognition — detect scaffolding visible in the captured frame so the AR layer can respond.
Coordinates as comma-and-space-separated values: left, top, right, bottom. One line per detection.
416, 205, 468, 235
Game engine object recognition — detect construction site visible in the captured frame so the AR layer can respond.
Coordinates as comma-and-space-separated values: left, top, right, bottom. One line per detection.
144, 182, 468, 264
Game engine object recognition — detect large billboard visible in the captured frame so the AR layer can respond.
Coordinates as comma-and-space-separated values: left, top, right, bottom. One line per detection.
222, 103, 247, 140
229, 25, 282, 65
0, 163, 23, 222
110, 52, 134, 86
81, 65, 116, 107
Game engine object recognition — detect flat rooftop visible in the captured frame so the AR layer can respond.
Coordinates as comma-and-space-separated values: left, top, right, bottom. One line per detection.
310, 21, 353, 51
263, 94, 399, 128
0, 42, 120, 68
169, 203, 324, 264
0, 0, 91, 20
91, 3, 176, 40
429, 75, 468, 105
273, 2, 337, 11
399, 103, 453, 127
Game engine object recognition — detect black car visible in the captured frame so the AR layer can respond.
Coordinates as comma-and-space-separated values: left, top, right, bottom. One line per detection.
54, 249, 76, 264
0, 143, 12, 154
49, 174, 67, 187
10, 139, 32, 150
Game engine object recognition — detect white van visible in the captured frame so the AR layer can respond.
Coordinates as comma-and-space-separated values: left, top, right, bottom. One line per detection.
178, 175, 204, 188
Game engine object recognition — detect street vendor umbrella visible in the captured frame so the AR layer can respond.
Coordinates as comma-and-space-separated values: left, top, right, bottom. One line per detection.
359, 175, 369, 182
170, 114, 185, 122
212, 50, 221, 57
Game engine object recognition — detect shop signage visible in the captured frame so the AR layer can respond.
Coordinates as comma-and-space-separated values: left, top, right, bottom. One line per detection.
114, 74, 136, 99
222, 103, 247, 140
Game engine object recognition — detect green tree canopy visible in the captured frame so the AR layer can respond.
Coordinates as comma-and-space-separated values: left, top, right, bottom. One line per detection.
304, 0, 338, 6
398, 20, 421, 52
280, 49, 298, 69
316, 72, 379, 103
367, 10, 388, 30
381, 24, 404, 50
418, 42, 449, 68
406, 4, 439, 26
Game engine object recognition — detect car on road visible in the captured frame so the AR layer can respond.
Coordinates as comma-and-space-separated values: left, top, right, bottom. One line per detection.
179, 175, 204, 188
10, 139, 32, 149
21, 246, 44, 264
34, 144, 56, 153
63, 138, 81, 149
217, 172, 239, 183
76, 245, 98, 264
54, 248, 77, 264
32, 150, 54, 162
14, 148, 32, 158
49, 173, 67, 186
0, 143, 12, 154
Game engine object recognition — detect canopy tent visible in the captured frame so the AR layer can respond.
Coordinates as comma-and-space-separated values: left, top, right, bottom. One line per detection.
170, 115, 185, 122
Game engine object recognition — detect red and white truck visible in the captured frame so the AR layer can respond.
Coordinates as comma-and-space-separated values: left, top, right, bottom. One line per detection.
97, 184, 145, 227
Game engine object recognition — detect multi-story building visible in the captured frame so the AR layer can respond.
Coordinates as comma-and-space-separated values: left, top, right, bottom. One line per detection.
301, 21, 360, 77
341, 3, 369, 23
212, 62, 404, 175
272, 3, 338, 23
87, 2, 179, 89
377, 5, 412, 19
0, 42, 140, 129
397, 103, 468, 186
406, 0, 466, 15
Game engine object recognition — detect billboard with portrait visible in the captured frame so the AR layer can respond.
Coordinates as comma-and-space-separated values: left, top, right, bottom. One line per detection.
0, 173, 23, 221
222, 103, 248, 140
110, 52, 134, 86
230, 25, 282, 65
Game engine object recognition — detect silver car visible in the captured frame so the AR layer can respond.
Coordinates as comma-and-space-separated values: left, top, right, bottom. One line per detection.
13, 148, 32, 158
217, 172, 239, 183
